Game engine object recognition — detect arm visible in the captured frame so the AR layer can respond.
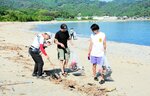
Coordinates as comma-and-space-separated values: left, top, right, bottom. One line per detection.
103, 36, 106, 53
54, 32, 65, 48
54, 38, 65, 48
88, 38, 93, 55
38, 35, 48, 57
40, 44, 47, 56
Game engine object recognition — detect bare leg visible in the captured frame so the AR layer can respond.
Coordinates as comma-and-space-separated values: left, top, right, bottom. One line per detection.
64, 59, 69, 74
99, 66, 105, 84
98, 66, 104, 79
64, 59, 69, 67
92, 64, 96, 77
60, 60, 65, 73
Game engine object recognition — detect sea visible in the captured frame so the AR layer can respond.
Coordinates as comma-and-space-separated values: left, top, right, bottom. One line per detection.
35, 21, 150, 46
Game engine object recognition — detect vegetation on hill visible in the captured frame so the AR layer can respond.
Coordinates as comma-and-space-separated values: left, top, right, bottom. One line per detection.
0, 0, 149, 21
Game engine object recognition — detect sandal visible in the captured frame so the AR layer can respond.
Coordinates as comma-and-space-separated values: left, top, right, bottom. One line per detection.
94, 77, 99, 81
99, 80, 105, 84
62, 73, 67, 77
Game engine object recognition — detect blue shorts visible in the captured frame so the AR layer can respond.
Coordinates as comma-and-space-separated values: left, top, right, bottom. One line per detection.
90, 56, 104, 66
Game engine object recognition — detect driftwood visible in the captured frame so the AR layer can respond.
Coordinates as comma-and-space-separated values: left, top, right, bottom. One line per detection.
0, 81, 33, 87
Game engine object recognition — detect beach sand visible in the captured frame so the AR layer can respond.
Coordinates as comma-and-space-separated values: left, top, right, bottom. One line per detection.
0, 22, 150, 96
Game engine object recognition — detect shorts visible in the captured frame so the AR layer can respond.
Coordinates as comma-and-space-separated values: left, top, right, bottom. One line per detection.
57, 48, 70, 60
90, 56, 104, 66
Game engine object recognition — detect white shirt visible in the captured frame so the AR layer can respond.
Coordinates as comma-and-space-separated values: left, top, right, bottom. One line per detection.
91, 32, 106, 57
70, 30, 74, 34
31, 34, 45, 49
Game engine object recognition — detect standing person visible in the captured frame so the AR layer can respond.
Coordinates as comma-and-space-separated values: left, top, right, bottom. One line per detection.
70, 28, 76, 40
88, 24, 106, 84
54, 24, 73, 76
29, 32, 52, 79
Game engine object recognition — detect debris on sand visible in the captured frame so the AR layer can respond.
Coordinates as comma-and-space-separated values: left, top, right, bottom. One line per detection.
0, 81, 34, 87
0, 42, 115, 96
105, 87, 116, 92
49, 78, 107, 96
0, 45, 22, 51
0, 43, 32, 67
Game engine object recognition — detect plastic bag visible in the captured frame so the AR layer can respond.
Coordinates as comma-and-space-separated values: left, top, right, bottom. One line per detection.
103, 55, 112, 79
69, 50, 83, 71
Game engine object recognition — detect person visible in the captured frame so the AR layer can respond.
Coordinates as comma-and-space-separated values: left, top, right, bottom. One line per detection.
70, 28, 77, 40
88, 24, 106, 84
29, 32, 52, 79
54, 24, 73, 76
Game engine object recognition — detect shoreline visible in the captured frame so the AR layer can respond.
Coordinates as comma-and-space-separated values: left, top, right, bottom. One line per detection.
1, 21, 149, 47
29, 21, 150, 47
0, 18, 150, 23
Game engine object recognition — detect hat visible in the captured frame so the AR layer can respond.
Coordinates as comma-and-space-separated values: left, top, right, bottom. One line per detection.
45, 32, 52, 37
60, 24, 68, 29
46, 39, 52, 43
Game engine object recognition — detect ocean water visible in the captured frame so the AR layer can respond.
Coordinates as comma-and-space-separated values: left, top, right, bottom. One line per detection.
35, 21, 150, 46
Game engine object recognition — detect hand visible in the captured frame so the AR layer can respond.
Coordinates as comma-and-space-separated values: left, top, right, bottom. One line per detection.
46, 55, 49, 60
60, 43, 65, 48
88, 53, 90, 60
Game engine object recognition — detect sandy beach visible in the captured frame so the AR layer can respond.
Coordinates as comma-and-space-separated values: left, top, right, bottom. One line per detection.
0, 22, 150, 96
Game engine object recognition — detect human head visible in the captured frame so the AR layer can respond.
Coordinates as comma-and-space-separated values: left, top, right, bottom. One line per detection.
90, 24, 100, 34
46, 40, 51, 46
43, 32, 52, 40
60, 23, 68, 32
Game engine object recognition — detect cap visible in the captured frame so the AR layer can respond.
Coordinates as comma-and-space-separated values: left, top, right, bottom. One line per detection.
46, 39, 52, 43
60, 23, 68, 29
45, 32, 52, 38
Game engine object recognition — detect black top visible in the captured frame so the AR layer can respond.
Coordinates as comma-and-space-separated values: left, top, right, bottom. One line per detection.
55, 30, 70, 49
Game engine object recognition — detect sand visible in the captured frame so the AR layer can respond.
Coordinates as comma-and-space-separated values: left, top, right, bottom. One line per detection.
0, 22, 150, 96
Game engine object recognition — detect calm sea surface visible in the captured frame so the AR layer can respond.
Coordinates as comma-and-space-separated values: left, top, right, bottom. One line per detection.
35, 21, 150, 46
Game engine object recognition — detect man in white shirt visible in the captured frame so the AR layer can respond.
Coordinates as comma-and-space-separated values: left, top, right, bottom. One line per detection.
88, 24, 106, 84
29, 32, 52, 79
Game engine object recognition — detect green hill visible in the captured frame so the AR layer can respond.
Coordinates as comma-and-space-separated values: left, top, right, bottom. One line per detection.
0, 0, 150, 21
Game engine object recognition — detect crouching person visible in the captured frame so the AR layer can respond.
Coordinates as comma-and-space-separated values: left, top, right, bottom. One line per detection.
29, 32, 52, 79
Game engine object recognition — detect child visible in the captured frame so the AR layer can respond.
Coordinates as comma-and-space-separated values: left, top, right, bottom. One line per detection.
88, 24, 106, 84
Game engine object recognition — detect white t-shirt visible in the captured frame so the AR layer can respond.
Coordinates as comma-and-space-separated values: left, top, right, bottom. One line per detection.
70, 30, 74, 34
31, 34, 45, 49
91, 32, 106, 57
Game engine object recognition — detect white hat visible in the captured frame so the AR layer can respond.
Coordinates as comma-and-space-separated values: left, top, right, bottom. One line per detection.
46, 39, 52, 43
46, 32, 52, 37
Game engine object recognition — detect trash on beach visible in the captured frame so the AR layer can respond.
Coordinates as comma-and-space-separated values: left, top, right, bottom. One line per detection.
0, 81, 34, 87
105, 87, 116, 92
72, 69, 85, 76
69, 50, 84, 72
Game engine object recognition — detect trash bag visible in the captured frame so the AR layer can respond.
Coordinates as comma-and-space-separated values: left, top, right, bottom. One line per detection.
96, 55, 113, 81
103, 55, 112, 74
69, 50, 83, 71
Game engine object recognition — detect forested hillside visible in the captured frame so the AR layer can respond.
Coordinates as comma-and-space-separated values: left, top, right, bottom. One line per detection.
0, 0, 149, 21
